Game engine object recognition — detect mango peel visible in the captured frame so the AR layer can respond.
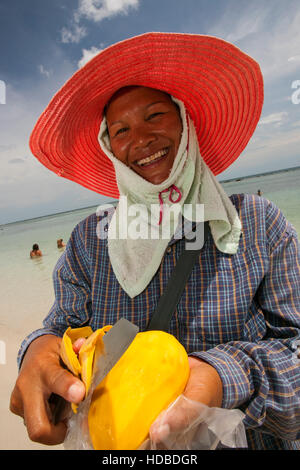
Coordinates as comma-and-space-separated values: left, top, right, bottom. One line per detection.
60, 324, 112, 412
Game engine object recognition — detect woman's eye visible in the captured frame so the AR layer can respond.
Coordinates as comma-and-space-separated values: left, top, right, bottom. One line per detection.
147, 112, 164, 120
114, 127, 128, 136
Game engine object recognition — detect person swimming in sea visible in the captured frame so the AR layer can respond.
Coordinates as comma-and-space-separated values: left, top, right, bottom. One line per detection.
30, 243, 42, 258
57, 239, 65, 249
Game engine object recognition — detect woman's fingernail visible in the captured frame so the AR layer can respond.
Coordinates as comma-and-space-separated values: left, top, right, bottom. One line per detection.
72, 338, 85, 353
68, 382, 85, 402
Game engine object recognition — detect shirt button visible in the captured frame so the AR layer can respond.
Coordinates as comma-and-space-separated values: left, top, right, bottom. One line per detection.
166, 246, 172, 254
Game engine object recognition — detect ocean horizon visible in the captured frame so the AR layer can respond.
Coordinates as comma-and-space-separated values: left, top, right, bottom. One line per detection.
2, 164, 299, 227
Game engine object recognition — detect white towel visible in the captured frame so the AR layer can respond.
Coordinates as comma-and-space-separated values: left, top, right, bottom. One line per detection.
98, 98, 242, 298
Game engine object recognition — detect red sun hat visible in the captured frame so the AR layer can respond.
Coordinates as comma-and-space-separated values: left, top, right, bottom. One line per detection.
29, 32, 264, 198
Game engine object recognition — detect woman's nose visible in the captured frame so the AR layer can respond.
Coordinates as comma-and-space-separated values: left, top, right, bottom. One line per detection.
132, 126, 155, 149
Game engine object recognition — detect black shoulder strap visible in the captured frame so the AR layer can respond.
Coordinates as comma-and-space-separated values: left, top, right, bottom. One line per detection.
147, 221, 209, 332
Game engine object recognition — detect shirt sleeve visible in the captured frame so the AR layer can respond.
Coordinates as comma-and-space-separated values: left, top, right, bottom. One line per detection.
192, 202, 300, 441
17, 220, 92, 369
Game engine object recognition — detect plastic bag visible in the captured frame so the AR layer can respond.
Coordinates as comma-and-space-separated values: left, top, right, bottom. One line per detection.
140, 395, 247, 450
63, 393, 94, 450
64, 393, 247, 450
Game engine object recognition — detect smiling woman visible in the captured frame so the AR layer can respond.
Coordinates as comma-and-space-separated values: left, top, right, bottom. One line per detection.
105, 86, 182, 184
10, 32, 300, 451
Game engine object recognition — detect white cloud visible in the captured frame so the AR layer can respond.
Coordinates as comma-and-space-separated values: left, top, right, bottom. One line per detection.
225, 11, 267, 44
77, 0, 139, 22
208, 3, 268, 44
259, 112, 288, 126
208, 2, 300, 83
61, 23, 87, 44
38, 64, 51, 78
220, 124, 300, 180
257, 127, 300, 152
78, 46, 103, 68
288, 55, 300, 62
61, 0, 139, 44
0, 58, 80, 223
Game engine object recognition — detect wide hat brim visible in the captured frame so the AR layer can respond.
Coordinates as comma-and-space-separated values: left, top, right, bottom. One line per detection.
29, 32, 264, 198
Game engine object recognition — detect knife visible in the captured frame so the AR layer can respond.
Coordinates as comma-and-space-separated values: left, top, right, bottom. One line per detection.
92, 317, 139, 388
51, 318, 139, 424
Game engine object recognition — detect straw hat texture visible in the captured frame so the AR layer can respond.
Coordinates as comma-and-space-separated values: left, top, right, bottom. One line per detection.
29, 32, 264, 197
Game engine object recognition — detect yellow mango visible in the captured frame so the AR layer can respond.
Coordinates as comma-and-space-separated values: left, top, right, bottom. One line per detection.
60, 325, 189, 450
88, 330, 190, 450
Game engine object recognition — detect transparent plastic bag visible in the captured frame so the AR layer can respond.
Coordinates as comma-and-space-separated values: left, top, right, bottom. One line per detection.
64, 393, 247, 450
140, 395, 247, 450
63, 388, 94, 450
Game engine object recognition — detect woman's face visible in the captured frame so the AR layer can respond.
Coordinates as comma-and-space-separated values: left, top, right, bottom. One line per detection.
105, 86, 183, 184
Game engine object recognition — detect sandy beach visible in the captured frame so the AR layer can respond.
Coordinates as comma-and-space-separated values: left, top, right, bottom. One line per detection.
0, 325, 63, 450
0, 206, 98, 451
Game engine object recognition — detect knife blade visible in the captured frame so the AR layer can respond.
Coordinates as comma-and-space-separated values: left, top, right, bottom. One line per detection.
51, 318, 139, 424
92, 317, 139, 388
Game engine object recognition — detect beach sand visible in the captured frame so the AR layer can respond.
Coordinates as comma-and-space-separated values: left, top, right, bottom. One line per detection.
0, 325, 63, 450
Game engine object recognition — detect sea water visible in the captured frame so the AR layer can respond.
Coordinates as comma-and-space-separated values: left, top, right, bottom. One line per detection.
0, 167, 299, 338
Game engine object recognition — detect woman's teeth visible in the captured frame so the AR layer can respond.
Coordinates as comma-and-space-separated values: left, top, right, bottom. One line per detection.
137, 149, 168, 166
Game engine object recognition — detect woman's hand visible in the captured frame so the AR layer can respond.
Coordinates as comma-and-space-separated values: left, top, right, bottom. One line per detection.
183, 356, 223, 407
9, 335, 85, 445
149, 356, 223, 445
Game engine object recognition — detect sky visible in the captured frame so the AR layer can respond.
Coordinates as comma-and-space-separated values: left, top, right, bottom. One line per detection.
0, 0, 300, 224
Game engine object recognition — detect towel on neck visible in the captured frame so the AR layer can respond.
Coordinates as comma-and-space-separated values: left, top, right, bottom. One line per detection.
98, 98, 242, 298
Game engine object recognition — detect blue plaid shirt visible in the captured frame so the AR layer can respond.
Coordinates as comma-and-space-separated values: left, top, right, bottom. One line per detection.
18, 194, 300, 450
